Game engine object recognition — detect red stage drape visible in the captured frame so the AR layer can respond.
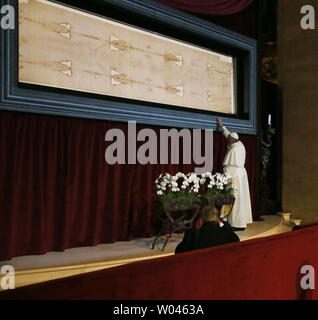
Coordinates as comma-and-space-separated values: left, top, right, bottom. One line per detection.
0, 111, 257, 261
155, 0, 254, 15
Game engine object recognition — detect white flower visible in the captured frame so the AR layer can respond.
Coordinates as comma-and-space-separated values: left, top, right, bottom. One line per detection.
157, 190, 163, 195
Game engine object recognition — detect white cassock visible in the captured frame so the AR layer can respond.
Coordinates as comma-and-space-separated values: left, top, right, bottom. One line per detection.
221, 127, 253, 228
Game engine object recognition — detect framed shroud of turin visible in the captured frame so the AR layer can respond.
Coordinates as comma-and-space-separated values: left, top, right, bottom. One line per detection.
19, 0, 236, 114
0, 0, 257, 134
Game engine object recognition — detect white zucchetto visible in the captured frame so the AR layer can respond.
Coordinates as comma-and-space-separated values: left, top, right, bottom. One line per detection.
229, 132, 239, 140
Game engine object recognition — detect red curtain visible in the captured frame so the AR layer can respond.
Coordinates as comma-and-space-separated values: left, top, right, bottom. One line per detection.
0, 111, 257, 261
155, 0, 254, 15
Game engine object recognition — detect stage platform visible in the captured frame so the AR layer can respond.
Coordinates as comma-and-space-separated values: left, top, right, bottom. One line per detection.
0, 215, 295, 290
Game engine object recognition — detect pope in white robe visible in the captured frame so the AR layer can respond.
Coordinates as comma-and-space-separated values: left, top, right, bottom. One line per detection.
217, 118, 253, 229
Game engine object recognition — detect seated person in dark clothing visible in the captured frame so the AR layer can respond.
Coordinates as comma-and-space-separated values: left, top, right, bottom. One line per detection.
175, 205, 240, 254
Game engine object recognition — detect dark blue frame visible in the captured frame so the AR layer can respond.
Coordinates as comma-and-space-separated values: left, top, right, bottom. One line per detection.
0, 0, 257, 134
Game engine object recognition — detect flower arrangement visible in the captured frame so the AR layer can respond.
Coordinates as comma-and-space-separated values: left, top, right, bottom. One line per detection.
155, 171, 234, 212
199, 171, 233, 195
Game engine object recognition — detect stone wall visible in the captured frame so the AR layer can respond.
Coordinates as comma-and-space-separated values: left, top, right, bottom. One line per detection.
278, 0, 318, 222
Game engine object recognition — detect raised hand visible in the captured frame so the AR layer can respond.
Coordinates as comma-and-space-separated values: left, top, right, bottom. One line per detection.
217, 117, 223, 127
